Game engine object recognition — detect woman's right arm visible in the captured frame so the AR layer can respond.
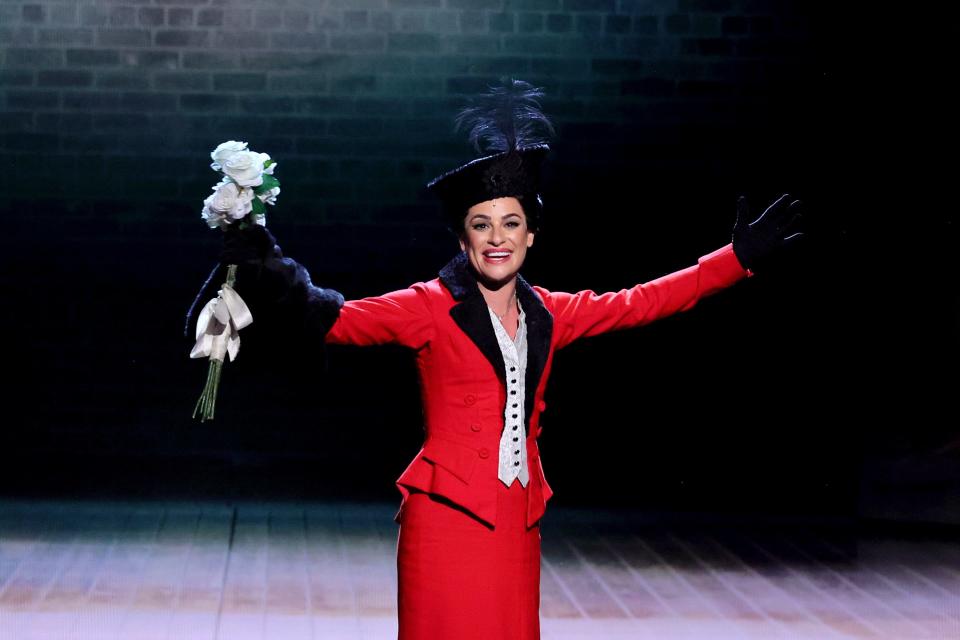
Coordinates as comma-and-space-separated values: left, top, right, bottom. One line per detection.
223, 225, 433, 350
324, 284, 434, 349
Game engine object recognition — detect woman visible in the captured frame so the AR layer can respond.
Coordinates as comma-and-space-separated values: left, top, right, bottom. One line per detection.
218, 80, 802, 639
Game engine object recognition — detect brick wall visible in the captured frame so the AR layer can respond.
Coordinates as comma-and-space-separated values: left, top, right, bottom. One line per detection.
2, 0, 819, 233
2, 0, 853, 505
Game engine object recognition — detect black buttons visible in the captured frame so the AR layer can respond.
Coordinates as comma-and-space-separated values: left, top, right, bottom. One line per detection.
514, 449, 519, 454
514, 461, 519, 466
510, 390, 516, 395
512, 426, 517, 431
513, 437, 518, 442
510, 367, 515, 372
512, 414, 517, 419
512, 403, 517, 408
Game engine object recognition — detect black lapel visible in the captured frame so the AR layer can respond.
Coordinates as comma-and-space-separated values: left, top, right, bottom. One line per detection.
440, 252, 506, 385
515, 273, 553, 430
439, 251, 554, 435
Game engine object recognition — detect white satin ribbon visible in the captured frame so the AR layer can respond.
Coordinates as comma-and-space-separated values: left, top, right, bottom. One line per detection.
189, 284, 253, 362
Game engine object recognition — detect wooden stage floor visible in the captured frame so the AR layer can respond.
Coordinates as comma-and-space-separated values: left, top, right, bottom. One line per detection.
1, 500, 957, 639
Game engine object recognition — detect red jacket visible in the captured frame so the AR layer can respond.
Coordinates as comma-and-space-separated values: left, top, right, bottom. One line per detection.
325, 244, 749, 528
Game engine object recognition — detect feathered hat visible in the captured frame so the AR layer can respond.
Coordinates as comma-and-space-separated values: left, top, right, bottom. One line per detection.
427, 79, 554, 234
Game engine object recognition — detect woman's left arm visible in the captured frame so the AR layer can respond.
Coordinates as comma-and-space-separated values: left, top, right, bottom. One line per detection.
546, 193, 803, 349
545, 243, 748, 349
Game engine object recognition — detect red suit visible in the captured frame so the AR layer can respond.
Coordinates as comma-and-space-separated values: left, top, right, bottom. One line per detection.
324, 243, 749, 639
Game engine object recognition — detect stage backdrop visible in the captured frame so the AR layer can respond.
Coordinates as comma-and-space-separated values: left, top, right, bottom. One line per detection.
1, 0, 956, 524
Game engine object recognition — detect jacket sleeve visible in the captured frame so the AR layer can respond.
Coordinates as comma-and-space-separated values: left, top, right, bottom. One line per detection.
324, 282, 436, 349
546, 243, 750, 350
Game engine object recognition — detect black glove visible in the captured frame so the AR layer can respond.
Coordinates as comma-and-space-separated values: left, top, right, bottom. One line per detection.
218, 224, 344, 338
731, 194, 804, 271
220, 223, 280, 264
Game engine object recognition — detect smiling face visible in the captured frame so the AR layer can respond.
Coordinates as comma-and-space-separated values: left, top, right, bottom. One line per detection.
458, 197, 535, 289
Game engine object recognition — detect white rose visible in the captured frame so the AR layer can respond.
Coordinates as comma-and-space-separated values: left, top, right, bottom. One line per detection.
228, 185, 255, 219
201, 203, 228, 229
202, 180, 254, 222
205, 180, 240, 214
258, 186, 280, 206
222, 150, 264, 187
258, 152, 276, 175
201, 185, 231, 228
210, 140, 248, 172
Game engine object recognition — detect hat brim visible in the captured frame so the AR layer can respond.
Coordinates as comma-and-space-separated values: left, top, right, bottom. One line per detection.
427, 145, 549, 217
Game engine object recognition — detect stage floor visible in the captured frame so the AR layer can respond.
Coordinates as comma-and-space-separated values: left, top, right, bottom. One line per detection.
1, 499, 957, 639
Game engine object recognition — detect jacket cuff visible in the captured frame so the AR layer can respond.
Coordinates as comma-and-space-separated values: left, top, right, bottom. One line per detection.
304, 283, 345, 336
700, 242, 753, 279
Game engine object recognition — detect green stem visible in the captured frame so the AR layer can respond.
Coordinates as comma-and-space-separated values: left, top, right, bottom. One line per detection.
192, 359, 223, 422
191, 263, 237, 422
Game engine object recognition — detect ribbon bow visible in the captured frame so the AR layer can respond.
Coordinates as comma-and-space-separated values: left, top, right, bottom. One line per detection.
190, 283, 253, 362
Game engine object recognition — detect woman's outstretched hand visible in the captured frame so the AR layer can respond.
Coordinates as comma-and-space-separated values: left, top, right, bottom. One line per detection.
218, 225, 344, 336
218, 224, 301, 311
220, 224, 281, 265
731, 194, 804, 272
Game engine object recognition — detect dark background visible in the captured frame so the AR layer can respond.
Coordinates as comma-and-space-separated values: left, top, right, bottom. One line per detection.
1, 1, 956, 526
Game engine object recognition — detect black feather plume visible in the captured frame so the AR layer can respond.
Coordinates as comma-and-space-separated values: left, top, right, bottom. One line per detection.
455, 79, 554, 155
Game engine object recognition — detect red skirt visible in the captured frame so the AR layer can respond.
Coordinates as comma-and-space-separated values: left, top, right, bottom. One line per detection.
396, 478, 542, 640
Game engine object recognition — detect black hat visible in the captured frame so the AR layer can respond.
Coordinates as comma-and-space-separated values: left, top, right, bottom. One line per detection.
427, 79, 553, 234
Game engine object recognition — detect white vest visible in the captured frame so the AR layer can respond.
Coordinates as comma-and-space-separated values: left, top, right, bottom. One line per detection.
487, 300, 529, 488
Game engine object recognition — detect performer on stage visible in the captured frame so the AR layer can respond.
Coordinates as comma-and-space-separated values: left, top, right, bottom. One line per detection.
213, 80, 802, 639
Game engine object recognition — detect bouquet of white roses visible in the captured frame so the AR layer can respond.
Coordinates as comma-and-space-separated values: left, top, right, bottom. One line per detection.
190, 140, 281, 421
202, 140, 280, 230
